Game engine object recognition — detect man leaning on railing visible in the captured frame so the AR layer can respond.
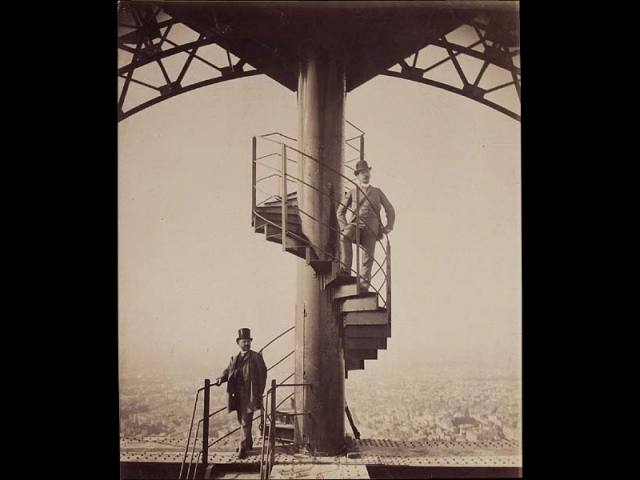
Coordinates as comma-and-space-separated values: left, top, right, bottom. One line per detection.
336, 160, 396, 292
214, 328, 267, 459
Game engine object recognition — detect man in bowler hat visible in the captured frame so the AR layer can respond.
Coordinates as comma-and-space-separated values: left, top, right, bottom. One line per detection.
214, 328, 267, 458
337, 160, 396, 291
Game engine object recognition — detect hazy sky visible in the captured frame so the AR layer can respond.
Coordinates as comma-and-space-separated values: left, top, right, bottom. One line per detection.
118, 24, 521, 383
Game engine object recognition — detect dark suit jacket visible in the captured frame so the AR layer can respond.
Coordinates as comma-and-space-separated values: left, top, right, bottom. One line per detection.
219, 349, 267, 413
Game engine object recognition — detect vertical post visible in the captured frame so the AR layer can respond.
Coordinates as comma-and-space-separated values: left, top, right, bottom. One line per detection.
282, 144, 287, 251
252, 136, 257, 224
269, 380, 277, 476
203, 379, 210, 469
359, 134, 364, 162
260, 393, 268, 480
355, 187, 360, 288
386, 238, 391, 322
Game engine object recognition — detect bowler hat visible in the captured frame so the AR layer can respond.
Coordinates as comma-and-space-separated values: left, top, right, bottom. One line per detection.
237, 328, 252, 341
353, 160, 372, 176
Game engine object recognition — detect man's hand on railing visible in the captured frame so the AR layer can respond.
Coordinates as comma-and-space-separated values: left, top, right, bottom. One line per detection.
214, 377, 223, 386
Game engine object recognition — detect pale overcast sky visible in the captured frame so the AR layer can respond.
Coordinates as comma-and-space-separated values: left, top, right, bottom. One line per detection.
118, 23, 521, 383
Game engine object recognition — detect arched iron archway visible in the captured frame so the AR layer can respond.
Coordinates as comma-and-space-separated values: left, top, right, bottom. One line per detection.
381, 13, 520, 121
118, 4, 265, 122
118, 3, 519, 122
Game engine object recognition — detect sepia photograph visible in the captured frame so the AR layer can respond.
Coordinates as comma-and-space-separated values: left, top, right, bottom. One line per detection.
118, 1, 521, 478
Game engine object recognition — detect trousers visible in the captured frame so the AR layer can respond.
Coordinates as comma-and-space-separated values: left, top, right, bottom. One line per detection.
236, 386, 254, 451
340, 223, 377, 289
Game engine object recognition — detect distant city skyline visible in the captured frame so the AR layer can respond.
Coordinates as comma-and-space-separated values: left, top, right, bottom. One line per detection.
120, 365, 521, 444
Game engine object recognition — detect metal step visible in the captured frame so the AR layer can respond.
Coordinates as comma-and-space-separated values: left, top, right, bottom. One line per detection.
331, 282, 360, 300
345, 349, 378, 361
344, 337, 387, 350
307, 259, 333, 273
263, 192, 298, 207
340, 293, 379, 312
254, 221, 300, 235
261, 423, 295, 443
343, 308, 388, 326
253, 212, 302, 228
255, 223, 309, 259
345, 357, 365, 371
255, 205, 299, 216
345, 324, 391, 338
329, 274, 357, 286
265, 234, 307, 249
264, 224, 308, 245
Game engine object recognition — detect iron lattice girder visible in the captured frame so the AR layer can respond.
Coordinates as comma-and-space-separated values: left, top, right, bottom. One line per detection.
117, 1, 519, 122
118, 4, 263, 121
160, 2, 478, 92
381, 11, 520, 121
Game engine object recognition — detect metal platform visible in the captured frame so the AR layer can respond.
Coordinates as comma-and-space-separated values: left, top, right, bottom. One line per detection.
120, 435, 522, 478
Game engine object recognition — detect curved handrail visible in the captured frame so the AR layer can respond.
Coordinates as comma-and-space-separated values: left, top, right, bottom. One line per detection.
259, 325, 295, 353
179, 326, 296, 478
255, 136, 389, 258
253, 165, 387, 264
288, 172, 389, 258
186, 420, 201, 480
267, 350, 294, 372
283, 143, 389, 236
253, 210, 388, 308
345, 119, 365, 134
207, 372, 296, 449
259, 132, 298, 143
252, 136, 392, 306
178, 391, 200, 480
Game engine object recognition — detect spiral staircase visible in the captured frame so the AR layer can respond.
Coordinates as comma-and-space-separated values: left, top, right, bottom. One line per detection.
251, 127, 391, 378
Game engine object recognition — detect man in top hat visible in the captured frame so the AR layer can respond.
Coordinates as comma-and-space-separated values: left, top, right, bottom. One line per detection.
214, 328, 267, 459
336, 159, 396, 291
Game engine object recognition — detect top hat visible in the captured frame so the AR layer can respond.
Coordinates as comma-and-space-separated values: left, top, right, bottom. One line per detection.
353, 160, 372, 176
237, 328, 252, 341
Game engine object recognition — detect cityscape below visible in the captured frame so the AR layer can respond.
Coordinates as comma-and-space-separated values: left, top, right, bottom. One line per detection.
119, 363, 521, 446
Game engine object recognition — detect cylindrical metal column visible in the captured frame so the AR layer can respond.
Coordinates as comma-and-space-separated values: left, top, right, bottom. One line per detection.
294, 46, 346, 456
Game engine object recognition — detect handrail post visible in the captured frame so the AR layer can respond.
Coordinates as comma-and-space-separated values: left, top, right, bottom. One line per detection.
355, 187, 360, 289
359, 134, 364, 162
179, 392, 200, 480
252, 136, 257, 224
386, 238, 391, 321
260, 393, 268, 480
268, 379, 277, 477
281, 144, 287, 251
203, 379, 210, 470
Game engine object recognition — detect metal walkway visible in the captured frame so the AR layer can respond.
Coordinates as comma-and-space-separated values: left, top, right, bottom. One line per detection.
120, 435, 521, 478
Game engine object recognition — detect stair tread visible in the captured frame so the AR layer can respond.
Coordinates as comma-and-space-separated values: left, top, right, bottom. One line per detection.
345, 348, 378, 360
345, 324, 391, 338
340, 293, 379, 313
331, 283, 361, 300
329, 275, 358, 287
266, 423, 295, 429
344, 308, 389, 325
263, 193, 297, 206
344, 337, 387, 350
254, 210, 301, 219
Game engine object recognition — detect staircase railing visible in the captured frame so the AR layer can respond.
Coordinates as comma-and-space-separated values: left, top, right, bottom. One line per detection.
259, 379, 312, 480
251, 124, 392, 314
178, 326, 296, 480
